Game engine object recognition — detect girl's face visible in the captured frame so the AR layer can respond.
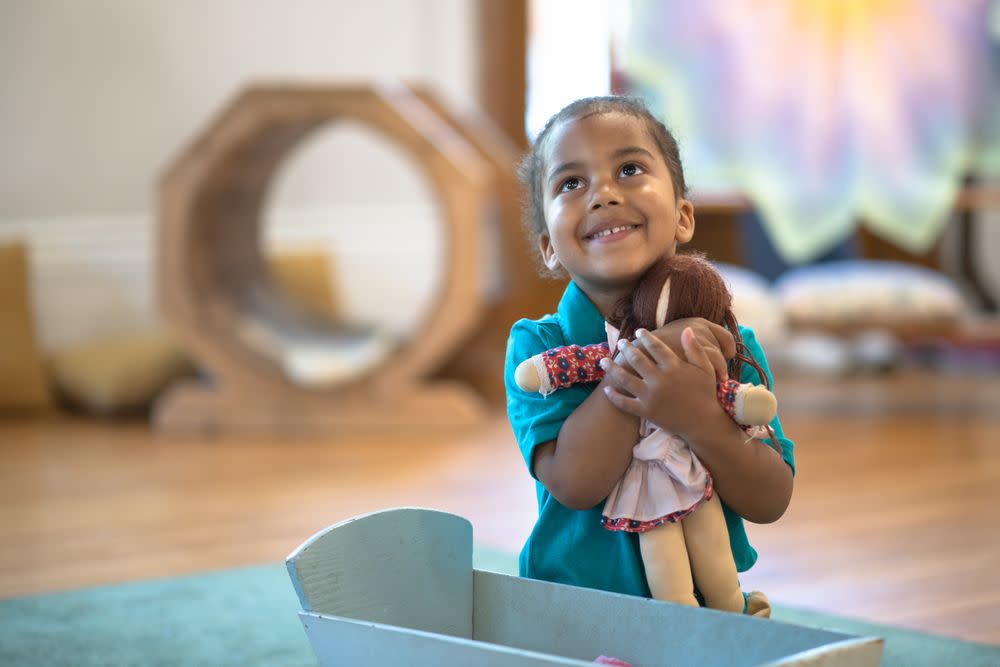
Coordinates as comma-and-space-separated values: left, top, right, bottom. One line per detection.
538, 112, 694, 312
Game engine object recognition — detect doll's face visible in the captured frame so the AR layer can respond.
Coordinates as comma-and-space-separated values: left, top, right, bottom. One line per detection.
655, 277, 672, 328
536, 112, 694, 304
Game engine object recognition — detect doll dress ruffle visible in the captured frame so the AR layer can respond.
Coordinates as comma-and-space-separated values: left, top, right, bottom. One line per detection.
600, 321, 713, 532
601, 420, 714, 532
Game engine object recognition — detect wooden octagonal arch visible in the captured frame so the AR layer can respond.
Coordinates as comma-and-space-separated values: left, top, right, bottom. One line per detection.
154, 82, 493, 432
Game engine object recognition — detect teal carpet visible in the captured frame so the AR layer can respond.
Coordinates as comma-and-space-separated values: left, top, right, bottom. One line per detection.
1, 549, 996, 666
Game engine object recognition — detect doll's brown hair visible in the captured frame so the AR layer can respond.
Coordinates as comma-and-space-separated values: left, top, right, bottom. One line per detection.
611, 253, 771, 389
610, 253, 780, 450
610, 253, 769, 388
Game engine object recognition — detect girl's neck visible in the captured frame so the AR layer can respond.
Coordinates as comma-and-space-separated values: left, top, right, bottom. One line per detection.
577, 282, 634, 320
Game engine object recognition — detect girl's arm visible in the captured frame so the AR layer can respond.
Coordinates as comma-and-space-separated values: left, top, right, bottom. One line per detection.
678, 401, 792, 524
603, 328, 792, 523
533, 319, 736, 510
531, 373, 640, 510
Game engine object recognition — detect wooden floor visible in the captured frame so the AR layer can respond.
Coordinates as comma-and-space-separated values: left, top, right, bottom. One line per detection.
1, 369, 999, 646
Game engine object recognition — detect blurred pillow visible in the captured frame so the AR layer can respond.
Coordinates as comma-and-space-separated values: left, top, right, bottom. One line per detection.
47, 331, 191, 415
267, 249, 340, 319
774, 260, 965, 333
0, 241, 54, 413
714, 262, 788, 347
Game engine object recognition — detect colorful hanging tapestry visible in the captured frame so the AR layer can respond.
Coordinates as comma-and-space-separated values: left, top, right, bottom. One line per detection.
621, 0, 1000, 262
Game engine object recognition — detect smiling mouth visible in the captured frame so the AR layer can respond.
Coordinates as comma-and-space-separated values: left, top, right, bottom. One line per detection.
586, 224, 639, 240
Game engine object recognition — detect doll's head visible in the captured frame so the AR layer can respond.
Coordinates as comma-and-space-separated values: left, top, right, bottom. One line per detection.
517, 96, 688, 277
610, 253, 769, 388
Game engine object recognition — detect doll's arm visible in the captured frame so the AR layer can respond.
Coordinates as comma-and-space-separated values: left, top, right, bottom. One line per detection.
513, 342, 611, 395
516, 345, 778, 430
716, 379, 777, 427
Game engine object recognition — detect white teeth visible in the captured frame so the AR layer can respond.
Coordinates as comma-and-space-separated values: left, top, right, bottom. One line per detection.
591, 225, 633, 239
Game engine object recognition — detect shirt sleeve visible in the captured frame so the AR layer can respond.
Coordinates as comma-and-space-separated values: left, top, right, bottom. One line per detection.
737, 327, 796, 476
504, 318, 598, 480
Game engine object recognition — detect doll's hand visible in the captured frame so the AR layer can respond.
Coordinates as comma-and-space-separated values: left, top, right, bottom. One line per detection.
649, 318, 734, 381
601, 327, 719, 436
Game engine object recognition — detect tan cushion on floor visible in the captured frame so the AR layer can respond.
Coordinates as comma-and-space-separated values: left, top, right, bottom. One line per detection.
47, 331, 191, 415
267, 249, 340, 318
0, 241, 53, 412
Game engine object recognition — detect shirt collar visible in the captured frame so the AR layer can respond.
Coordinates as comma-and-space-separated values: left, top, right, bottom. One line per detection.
557, 281, 607, 345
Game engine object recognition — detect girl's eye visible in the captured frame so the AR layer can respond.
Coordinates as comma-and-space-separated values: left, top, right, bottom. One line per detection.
559, 177, 583, 193
619, 163, 644, 178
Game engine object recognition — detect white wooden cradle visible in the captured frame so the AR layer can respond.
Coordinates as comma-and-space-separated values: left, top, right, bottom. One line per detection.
286, 507, 883, 666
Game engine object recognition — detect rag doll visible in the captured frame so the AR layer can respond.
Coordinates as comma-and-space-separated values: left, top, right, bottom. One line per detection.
514, 253, 778, 614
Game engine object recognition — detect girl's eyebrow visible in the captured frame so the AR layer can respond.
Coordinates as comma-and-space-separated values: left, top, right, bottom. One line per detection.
547, 161, 583, 185
547, 146, 656, 184
612, 146, 656, 161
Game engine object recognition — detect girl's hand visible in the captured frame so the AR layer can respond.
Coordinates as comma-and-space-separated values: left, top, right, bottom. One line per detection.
650, 317, 734, 381
600, 326, 719, 436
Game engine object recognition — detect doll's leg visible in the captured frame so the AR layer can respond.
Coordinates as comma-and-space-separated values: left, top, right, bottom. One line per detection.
681, 494, 745, 612
638, 522, 699, 606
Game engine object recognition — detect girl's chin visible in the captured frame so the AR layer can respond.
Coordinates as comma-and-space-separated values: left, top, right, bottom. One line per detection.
598, 258, 660, 281
585, 270, 651, 292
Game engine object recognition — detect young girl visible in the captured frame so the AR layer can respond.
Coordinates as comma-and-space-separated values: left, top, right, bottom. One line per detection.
504, 96, 795, 614
513, 252, 780, 614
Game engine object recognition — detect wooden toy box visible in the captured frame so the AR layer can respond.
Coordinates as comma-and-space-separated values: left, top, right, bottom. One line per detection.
287, 508, 883, 666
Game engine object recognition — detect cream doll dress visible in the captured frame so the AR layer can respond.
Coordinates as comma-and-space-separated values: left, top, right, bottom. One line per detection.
601, 323, 713, 533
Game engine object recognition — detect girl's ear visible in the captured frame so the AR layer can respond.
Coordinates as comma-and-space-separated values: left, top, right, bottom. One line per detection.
538, 234, 561, 271
675, 199, 695, 244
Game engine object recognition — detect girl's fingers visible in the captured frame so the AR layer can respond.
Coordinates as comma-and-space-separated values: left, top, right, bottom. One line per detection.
615, 339, 659, 377
634, 328, 679, 367
603, 385, 644, 416
704, 321, 737, 359
703, 347, 729, 381
685, 327, 727, 378
679, 326, 716, 376
666, 318, 732, 378
600, 357, 644, 397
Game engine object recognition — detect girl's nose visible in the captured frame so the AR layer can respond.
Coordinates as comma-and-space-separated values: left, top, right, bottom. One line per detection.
589, 181, 621, 210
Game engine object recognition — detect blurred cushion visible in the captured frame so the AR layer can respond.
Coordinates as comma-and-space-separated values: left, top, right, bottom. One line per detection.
0, 241, 54, 413
267, 249, 340, 319
714, 262, 787, 347
774, 260, 965, 333
47, 331, 191, 415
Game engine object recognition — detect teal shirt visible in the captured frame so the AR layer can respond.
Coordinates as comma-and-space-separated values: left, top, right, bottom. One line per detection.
504, 281, 796, 598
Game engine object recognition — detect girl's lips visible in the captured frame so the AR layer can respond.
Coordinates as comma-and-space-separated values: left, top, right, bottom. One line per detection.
585, 223, 640, 242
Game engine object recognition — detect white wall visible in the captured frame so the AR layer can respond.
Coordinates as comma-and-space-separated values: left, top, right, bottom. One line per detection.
0, 0, 478, 350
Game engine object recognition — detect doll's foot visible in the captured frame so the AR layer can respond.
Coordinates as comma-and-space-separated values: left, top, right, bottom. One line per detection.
744, 590, 772, 618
